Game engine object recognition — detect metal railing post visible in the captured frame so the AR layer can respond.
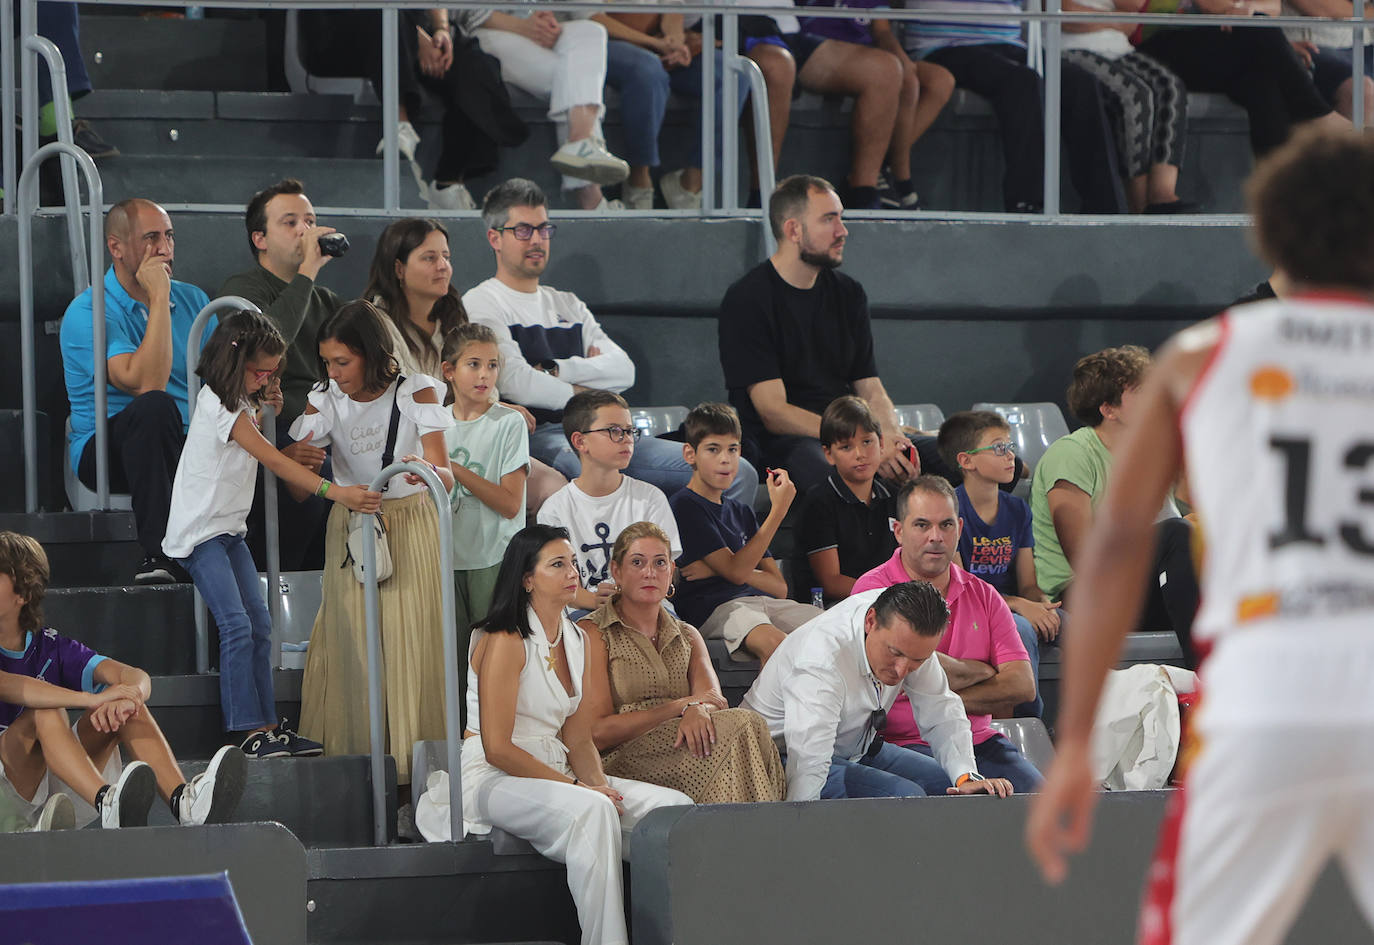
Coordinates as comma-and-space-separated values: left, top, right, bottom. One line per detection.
364, 461, 460, 846
186, 296, 282, 675
24, 35, 90, 290
20, 0, 39, 214
18, 142, 104, 513
1042, 0, 1062, 215
731, 56, 776, 255
2, 0, 16, 217
721, 13, 740, 211
382, 7, 401, 213
1355, 0, 1366, 133
701, 13, 716, 211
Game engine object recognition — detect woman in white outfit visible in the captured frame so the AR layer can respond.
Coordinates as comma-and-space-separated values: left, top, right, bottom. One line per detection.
462, 523, 692, 945
464, 6, 630, 210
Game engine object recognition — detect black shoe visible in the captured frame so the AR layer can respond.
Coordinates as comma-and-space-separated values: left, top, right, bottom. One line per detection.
239, 729, 291, 760
71, 119, 119, 159
1144, 199, 1201, 214
273, 721, 324, 757
134, 556, 176, 585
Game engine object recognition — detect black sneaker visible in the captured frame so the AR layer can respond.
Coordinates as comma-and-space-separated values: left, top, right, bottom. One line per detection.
239, 729, 291, 760
134, 556, 176, 585
272, 721, 323, 757
71, 119, 119, 159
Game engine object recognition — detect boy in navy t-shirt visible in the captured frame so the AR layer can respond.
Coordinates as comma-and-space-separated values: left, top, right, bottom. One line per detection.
939, 411, 1062, 717
0, 531, 245, 829
669, 403, 821, 665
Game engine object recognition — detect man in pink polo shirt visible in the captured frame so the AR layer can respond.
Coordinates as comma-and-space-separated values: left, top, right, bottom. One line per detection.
853, 475, 1043, 792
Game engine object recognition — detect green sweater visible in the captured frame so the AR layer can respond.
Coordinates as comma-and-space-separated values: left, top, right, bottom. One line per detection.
218, 266, 344, 425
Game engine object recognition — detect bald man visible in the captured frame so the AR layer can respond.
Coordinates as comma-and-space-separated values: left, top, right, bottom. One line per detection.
60, 198, 212, 584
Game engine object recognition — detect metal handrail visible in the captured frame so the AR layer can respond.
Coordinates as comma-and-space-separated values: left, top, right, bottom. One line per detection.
2, 0, 15, 217
362, 462, 460, 846
730, 55, 777, 255
22, 35, 89, 285
19, 142, 105, 512
186, 296, 285, 675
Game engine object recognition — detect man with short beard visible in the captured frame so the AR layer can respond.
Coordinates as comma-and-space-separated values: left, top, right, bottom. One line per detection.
718, 174, 918, 493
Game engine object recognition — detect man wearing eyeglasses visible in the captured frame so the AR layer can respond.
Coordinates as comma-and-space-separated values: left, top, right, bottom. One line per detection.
741, 580, 1012, 800
464, 177, 757, 503
850, 475, 1042, 794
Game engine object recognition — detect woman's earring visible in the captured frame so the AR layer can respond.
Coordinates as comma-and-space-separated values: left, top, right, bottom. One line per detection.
666, 583, 676, 599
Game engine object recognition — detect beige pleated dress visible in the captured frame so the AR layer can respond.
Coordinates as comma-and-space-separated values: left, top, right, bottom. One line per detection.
291, 374, 453, 784
588, 602, 785, 804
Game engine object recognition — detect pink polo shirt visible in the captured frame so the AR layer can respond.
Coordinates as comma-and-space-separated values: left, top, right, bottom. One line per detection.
852, 551, 1026, 746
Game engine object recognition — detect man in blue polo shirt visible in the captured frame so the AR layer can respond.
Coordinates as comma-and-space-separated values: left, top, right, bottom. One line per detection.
60, 198, 211, 584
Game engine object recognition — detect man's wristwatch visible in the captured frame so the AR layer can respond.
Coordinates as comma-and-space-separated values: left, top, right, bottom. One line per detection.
955, 772, 987, 788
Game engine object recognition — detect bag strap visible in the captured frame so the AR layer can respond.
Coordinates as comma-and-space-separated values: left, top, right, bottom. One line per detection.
379, 375, 405, 492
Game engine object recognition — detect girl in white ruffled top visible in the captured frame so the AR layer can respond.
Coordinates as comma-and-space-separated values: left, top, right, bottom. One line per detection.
287, 300, 456, 786
461, 523, 691, 945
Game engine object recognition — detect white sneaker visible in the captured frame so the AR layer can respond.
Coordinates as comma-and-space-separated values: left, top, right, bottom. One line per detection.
660, 169, 702, 210
550, 136, 630, 186
30, 792, 75, 832
99, 761, 156, 828
590, 196, 625, 212
622, 183, 654, 210
428, 181, 476, 211
376, 120, 421, 163
176, 745, 247, 827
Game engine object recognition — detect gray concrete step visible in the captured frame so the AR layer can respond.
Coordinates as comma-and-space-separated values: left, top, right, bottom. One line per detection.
80, 14, 271, 92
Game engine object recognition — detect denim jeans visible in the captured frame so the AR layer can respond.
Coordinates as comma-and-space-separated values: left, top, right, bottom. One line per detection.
605, 40, 671, 168
667, 49, 751, 169
528, 422, 757, 506
1011, 612, 1045, 719
181, 533, 276, 732
903, 733, 1044, 794
818, 740, 953, 798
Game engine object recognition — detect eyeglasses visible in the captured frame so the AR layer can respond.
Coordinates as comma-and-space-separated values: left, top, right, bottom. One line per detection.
583, 425, 642, 443
493, 222, 557, 241
965, 440, 1015, 457
250, 368, 277, 382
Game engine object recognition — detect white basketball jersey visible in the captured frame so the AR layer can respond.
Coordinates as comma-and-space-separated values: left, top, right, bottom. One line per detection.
1182, 295, 1374, 652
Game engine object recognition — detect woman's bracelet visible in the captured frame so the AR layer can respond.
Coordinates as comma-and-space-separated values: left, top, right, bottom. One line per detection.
680, 700, 706, 717
570, 776, 580, 786
316, 479, 331, 498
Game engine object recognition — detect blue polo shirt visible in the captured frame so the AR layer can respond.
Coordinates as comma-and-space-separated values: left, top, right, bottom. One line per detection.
60, 265, 212, 469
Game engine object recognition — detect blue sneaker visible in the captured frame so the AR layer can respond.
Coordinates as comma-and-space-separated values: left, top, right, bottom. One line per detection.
239, 729, 290, 760
273, 721, 323, 757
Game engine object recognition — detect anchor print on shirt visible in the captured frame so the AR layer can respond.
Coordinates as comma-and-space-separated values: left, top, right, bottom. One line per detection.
581, 522, 615, 588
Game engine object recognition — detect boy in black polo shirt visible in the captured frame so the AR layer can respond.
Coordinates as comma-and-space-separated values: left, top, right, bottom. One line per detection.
799, 396, 898, 604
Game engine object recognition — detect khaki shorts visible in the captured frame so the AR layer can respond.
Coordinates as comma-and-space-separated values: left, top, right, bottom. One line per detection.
0, 719, 120, 830
698, 597, 823, 659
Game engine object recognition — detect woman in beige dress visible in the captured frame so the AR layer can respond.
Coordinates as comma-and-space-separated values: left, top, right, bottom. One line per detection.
578, 522, 784, 804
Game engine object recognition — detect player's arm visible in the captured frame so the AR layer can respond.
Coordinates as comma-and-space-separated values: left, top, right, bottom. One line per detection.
1026, 330, 1213, 883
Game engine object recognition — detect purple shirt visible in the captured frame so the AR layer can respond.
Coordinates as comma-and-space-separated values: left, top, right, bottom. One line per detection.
852, 554, 1026, 745
797, 0, 888, 45
0, 628, 106, 731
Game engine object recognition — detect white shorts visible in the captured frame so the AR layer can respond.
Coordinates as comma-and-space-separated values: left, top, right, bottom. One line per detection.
1140, 723, 1374, 945
0, 720, 121, 830
698, 597, 822, 658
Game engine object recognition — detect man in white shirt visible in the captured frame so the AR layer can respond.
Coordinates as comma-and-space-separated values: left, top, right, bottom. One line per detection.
741, 582, 1015, 800
463, 177, 757, 504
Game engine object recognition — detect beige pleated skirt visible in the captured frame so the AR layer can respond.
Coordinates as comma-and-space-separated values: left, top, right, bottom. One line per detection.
299, 491, 448, 784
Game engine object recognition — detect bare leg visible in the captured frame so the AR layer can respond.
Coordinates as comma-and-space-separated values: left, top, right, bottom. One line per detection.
1334, 76, 1374, 126
1127, 175, 1148, 213
0, 708, 106, 806
681, 167, 703, 193
1310, 110, 1354, 134
628, 166, 652, 188
743, 623, 787, 667
568, 103, 599, 142
1145, 163, 1181, 205
574, 183, 605, 209
78, 705, 184, 804
744, 44, 797, 183
797, 40, 902, 188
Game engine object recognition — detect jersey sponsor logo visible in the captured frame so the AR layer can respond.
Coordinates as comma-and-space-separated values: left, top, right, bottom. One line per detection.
1249, 365, 1295, 401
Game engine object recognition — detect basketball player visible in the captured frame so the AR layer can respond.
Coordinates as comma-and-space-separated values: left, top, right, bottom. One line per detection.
1026, 126, 1374, 945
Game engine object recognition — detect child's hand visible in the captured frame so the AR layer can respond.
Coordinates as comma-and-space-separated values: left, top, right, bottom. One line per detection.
680, 560, 714, 582
262, 378, 284, 414
335, 484, 383, 514
89, 698, 139, 734
765, 467, 796, 511
501, 402, 537, 432
594, 581, 618, 604
1024, 600, 1063, 641
400, 454, 439, 486
879, 435, 918, 482
92, 683, 145, 709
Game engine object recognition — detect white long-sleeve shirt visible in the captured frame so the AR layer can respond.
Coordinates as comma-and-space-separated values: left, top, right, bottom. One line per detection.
461, 277, 636, 417
741, 590, 977, 801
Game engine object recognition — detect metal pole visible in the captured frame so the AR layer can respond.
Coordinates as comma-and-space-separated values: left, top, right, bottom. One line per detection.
1355, 0, 1366, 133
262, 410, 284, 669
701, 12, 716, 212
382, 7, 400, 213
20, 0, 39, 213
2, 0, 16, 217
1042, 0, 1062, 216
734, 56, 776, 256
187, 296, 270, 674
25, 36, 89, 291
364, 461, 460, 846
721, 13, 739, 211
18, 141, 103, 513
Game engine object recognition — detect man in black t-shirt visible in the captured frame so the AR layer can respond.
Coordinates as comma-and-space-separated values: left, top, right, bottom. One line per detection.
717, 175, 920, 492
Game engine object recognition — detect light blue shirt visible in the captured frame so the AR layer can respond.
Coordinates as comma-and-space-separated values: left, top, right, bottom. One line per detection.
60, 265, 212, 469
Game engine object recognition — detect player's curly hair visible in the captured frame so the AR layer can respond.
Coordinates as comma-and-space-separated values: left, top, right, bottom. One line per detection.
0, 531, 50, 634
1066, 345, 1151, 427
1248, 127, 1374, 292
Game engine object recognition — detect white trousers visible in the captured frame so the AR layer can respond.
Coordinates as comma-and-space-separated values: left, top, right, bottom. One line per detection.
468, 772, 691, 945
1145, 724, 1374, 945
473, 20, 609, 190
